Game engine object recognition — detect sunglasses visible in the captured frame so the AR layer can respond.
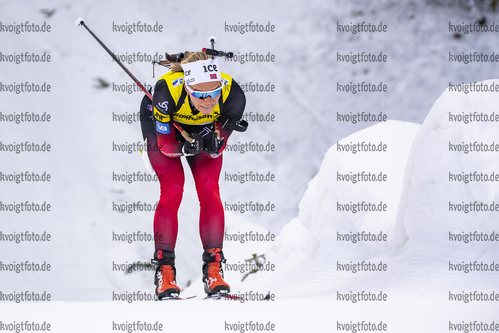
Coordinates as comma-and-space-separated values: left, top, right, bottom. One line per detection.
185, 83, 223, 100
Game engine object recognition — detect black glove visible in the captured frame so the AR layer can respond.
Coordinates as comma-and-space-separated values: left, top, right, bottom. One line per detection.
225, 119, 248, 132
182, 133, 203, 156
203, 132, 225, 154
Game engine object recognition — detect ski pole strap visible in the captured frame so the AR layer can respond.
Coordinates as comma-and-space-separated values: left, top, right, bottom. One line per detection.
202, 250, 226, 263
151, 250, 175, 265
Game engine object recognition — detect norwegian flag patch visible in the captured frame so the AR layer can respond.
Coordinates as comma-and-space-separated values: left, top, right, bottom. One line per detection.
210, 74, 218, 80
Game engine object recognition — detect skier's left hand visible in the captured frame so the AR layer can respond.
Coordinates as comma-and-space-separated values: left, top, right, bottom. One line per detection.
203, 132, 225, 154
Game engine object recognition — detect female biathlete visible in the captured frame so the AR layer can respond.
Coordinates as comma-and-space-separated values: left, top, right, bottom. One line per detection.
139, 51, 246, 299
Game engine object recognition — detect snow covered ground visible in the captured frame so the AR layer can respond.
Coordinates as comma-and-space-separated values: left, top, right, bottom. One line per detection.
1, 0, 499, 331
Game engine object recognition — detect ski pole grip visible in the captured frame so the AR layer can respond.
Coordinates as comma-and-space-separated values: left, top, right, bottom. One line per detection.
180, 130, 194, 143
214, 121, 220, 139
172, 122, 193, 143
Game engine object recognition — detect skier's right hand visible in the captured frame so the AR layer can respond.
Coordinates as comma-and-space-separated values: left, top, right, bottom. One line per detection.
182, 133, 203, 156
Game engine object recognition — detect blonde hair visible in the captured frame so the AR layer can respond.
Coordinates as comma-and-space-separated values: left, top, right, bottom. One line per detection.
170, 51, 213, 72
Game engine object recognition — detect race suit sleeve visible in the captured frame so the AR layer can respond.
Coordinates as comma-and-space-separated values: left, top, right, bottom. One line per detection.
152, 79, 184, 158
217, 79, 246, 152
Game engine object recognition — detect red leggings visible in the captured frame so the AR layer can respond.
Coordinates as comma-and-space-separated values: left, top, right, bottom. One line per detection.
148, 143, 225, 252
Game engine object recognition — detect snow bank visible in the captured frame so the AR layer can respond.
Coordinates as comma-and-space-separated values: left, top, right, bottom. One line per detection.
239, 120, 420, 296
396, 79, 499, 269
243, 78, 499, 294
250, 81, 499, 297
299, 120, 420, 253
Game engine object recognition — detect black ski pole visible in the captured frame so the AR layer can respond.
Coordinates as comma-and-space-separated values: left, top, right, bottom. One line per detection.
75, 17, 193, 142
75, 17, 152, 100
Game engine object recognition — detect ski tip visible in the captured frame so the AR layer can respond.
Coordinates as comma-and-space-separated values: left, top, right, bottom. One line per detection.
204, 293, 245, 301
207, 36, 217, 43
75, 17, 84, 27
156, 295, 196, 301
